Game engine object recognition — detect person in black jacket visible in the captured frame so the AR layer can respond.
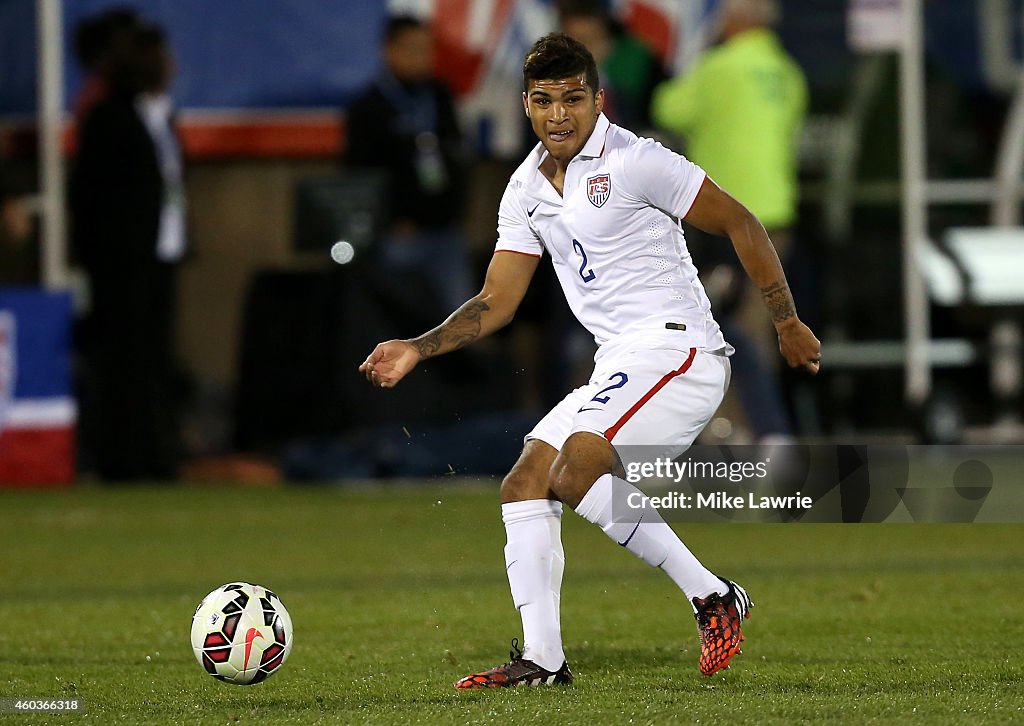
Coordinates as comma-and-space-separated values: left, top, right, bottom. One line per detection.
71, 23, 185, 480
344, 15, 472, 315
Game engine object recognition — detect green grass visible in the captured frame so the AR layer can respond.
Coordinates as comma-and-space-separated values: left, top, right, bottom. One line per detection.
1, 483, 1022, 724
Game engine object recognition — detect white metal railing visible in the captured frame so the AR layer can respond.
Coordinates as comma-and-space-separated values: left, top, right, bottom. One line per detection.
899, 0, 930, 404
36, 0, 67, 290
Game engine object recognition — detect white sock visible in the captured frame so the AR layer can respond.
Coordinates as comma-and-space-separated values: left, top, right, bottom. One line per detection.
546, 502, 565, 630
502, 500, 566, 671
575, 474, 724, 605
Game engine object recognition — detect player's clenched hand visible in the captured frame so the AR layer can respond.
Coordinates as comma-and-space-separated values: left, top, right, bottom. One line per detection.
359, 339, 421, 388
776, 319, 822, 375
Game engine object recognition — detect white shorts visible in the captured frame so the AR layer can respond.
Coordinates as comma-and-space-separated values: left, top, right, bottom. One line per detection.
527, 345, 730, 463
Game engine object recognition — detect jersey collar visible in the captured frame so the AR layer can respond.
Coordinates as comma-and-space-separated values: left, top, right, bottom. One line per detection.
575, 112, 610, 160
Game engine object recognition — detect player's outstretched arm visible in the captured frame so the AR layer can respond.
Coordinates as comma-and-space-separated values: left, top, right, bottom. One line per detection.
684, 176, 822, 374
359, 250, 540, 388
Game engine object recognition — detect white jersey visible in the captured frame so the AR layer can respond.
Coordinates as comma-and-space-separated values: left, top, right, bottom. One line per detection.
496, 113, 726, 352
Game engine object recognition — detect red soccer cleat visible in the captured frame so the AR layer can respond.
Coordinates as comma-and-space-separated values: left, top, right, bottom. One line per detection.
692, 578, 753, 676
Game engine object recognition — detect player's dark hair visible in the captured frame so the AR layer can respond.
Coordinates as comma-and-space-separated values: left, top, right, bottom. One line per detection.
523, 32, 600, 96
384, 14, 426, 44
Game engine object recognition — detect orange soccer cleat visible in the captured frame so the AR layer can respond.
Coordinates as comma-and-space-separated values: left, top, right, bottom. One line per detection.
692, 578, 753, 676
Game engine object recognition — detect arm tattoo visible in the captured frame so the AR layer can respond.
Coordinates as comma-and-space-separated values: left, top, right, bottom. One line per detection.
411, 299, 491, 359
761, 281, 797, 324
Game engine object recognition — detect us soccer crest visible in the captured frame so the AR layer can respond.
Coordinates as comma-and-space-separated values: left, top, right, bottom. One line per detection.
587, 174, 611, 207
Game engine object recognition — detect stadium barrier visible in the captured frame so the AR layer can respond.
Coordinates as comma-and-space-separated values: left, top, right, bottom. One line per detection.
0, 287, 74, 486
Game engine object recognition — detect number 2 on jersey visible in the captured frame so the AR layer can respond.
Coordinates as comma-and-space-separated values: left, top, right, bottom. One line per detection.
572, 238, 596, 282
578, 372, 629, 413
590, 372, 628, 404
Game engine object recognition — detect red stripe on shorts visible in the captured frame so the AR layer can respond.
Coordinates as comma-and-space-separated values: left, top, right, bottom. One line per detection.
603, 347, 698, 441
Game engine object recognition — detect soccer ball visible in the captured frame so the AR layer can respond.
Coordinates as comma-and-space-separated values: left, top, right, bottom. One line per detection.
190, 582, 293, 685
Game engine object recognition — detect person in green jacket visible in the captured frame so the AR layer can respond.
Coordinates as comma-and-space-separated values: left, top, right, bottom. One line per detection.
652, 0, 806, 232
651, 0, 808, 441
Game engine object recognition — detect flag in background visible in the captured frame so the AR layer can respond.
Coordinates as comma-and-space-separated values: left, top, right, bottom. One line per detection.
399, 0, 722, 157
617, 0, 721, 74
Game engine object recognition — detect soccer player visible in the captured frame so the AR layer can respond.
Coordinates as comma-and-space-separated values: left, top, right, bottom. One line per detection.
359, 33, 821, 688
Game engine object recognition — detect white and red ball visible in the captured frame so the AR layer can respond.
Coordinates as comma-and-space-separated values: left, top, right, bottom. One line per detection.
190, 582, 293, 685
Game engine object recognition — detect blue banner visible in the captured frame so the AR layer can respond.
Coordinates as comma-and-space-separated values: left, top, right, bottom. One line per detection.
0, 286, 72, 399
1, 0, 388, 114
0, 286, 74, 485
0, 1, 1009, 117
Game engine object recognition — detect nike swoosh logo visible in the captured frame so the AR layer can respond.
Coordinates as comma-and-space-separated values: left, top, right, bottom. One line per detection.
528, 203, 541, 217
620, 517, 643, 547
243, 627, 264, 670
577, 407, 603, 413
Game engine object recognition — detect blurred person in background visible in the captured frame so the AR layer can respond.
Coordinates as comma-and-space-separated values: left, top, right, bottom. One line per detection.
0, 159, 31, 243
72, 7, 142, 128
344, 14, 473, 316
71, 22, 186, 481
558, 0, 667, 133
651, 0, 807, 443
0, 152, 34, 284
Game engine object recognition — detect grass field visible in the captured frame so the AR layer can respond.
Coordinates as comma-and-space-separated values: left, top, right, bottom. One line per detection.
1, 483, 1022, 724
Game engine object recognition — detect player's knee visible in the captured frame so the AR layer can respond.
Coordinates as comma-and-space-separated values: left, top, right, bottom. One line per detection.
546, 459, 576, 507
500, 468, 548, 503
547, 457, 597, 509
547, 433, 617, 508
